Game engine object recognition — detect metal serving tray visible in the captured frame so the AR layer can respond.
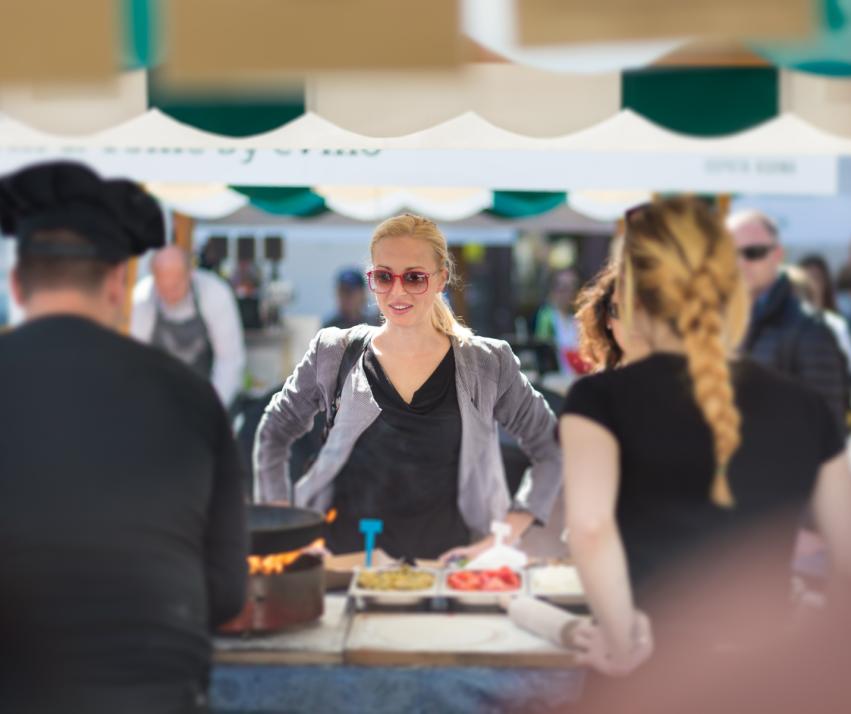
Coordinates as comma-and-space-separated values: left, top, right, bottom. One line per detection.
348, 564, 586, 610
439, 568, 528, 605
526, 564, 586, 605
349, 566, 441, 605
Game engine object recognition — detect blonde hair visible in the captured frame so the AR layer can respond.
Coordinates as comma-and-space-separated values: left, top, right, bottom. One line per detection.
370, 213, 473, 341
622, 197, 750, 508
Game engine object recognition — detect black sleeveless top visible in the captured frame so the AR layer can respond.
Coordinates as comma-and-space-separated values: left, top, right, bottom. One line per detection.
327, 347, 469, 559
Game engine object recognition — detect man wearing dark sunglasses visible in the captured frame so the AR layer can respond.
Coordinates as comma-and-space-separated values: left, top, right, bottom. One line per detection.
727, 210, 848, 435
730, 211, 783, 299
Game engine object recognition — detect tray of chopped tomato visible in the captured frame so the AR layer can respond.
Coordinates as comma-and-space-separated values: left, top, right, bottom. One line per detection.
443, 567, 524, 601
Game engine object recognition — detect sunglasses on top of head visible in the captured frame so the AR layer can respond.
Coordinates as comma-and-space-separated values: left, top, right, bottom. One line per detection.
738, 244, 776, 262
624, 202, 652, 223
366, 269, 432, 295
624, 197, 716, 228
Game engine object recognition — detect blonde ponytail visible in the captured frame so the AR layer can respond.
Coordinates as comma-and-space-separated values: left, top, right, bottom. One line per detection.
623, 198, 749, 508
371, 213, 473, 342
431, 292, 473, 341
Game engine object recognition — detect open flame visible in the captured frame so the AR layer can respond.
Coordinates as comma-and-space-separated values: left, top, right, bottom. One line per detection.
247, 509, 337, 575
249, 537, 325, 575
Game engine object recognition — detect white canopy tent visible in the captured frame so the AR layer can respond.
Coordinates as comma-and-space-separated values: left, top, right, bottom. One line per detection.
0, 109, 848, 195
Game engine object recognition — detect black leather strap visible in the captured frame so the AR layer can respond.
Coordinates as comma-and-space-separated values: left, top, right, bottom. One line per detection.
323, 324, 374, 441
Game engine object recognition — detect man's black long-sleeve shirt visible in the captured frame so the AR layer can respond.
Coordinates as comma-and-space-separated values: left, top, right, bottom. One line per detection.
0, 315, 247, 710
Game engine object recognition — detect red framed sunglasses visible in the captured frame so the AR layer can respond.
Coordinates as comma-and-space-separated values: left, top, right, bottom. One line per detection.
366, 269, 432, 295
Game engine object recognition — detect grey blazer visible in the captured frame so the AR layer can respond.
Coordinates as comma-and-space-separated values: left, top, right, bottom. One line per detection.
253, 326, 562, 538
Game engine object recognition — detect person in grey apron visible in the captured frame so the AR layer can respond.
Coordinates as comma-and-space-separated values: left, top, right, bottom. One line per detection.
150, 282, 215, 379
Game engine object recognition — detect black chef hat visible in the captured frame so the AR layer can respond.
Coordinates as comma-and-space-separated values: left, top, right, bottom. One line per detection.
0, 161, 165, 263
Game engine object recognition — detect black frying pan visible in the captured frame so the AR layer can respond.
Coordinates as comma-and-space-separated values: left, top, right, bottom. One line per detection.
248, 505, 325, 555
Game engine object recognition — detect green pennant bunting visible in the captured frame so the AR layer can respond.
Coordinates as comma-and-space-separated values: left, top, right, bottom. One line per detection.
824, 0, 848, 30
149, 70, 306, 137
149, 89, 306, 138
489, 191, 567, 218
231, 186, 327, 217
122, 0, 161, 70
623, 67, 778, 137
750, 0, 851, 76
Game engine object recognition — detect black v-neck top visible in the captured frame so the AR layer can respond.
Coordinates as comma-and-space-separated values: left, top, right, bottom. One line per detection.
327, 346, 468, 559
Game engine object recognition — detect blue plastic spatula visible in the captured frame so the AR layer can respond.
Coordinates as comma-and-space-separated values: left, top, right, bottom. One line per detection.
359, 518, 383, 568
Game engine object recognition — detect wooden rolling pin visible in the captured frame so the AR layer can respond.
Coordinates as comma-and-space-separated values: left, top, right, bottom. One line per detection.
507, 596, 584, 649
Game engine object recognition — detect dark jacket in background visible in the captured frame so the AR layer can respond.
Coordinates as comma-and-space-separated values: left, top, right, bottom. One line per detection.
743, 274, 848, 435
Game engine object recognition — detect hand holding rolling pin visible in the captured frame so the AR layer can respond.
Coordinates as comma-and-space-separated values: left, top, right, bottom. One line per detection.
574, 611, 653, 676
505, 596, 653, 676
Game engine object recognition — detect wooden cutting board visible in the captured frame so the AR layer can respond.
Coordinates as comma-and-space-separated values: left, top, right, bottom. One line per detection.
344, 612, 580, 668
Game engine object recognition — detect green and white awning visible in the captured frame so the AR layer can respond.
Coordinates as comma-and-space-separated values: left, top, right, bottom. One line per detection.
3, 1, 851, 217
0, 103, 846, 195
146, 183, 649, 223
4, 64, 851, 141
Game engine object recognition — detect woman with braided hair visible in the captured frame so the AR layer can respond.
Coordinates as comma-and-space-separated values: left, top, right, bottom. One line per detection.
560, 197, 851, 676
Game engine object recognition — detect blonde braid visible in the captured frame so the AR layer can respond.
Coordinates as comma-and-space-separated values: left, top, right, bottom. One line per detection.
624, 198, 747, 508
678, 265, 741, 507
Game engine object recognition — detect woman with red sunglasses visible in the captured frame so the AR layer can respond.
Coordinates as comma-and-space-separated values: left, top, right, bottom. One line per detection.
254, 214, 561, 560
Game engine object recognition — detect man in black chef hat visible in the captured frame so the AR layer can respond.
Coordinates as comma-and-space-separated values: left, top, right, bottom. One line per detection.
0, 162, 247, 714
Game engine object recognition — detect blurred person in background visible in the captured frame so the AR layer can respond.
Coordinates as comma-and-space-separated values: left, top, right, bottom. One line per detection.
798, 254, 851, 369
727, 210, 848, 434
787, 261, 851, 375
784, 264, 849, 598
131, 245, 246, 409
834, 262, 851, 326
799, 254, 840, 314
322, 267, 381, 330
230, 256, 263, 330
534, 267, 588, 375
0, 162, 247, 713
198, 240, 224, 276
560, 197, 851, 676
255, 214, 561, 561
